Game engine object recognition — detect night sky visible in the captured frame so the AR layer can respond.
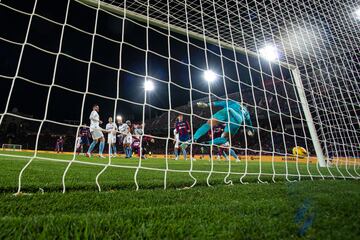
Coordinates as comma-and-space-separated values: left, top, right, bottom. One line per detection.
0, 0, 292, 126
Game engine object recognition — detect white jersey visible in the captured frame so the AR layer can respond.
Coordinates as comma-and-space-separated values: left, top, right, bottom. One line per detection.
106, 122, 117, 144
106, 122, 117, 133
119, 123, 130, 135
75, 137, 81, 148
119, 123, 132, 145
174, 129, 180, 148
89, 110, 100, 132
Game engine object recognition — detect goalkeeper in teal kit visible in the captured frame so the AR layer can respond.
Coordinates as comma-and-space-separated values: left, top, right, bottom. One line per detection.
193, 100, 255, 144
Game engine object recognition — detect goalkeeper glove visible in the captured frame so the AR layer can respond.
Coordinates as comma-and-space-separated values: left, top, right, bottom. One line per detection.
196, 102, 208, 108
247, 129, 254, 137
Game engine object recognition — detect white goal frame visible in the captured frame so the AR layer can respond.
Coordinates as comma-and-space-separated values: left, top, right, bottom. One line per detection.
2, 144, 23, 152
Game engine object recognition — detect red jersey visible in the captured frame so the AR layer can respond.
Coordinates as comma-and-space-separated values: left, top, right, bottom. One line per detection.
208, 124, 225, 139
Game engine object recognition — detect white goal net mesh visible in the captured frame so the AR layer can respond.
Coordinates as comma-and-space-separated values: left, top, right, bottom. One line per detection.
0, 0, 359, 192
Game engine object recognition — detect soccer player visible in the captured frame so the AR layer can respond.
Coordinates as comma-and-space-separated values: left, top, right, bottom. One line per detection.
131, 136, 141, 158
119, 120, 132, 158
142, 135, 155, 159
76, 125, 90, 154
106, 117, 118, 157
208, 124, 225, 160
194, 100, 254, 145
55, 136, 64, 153
75, 135, 81, 154
175, 114, 191, 160
86, 104, 105, 158
173, 129, 180, 160
200, 146, 206, 160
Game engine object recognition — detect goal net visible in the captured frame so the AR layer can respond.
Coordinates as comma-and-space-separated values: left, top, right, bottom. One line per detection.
0, 0, 359, 193
2, 144, 22, 152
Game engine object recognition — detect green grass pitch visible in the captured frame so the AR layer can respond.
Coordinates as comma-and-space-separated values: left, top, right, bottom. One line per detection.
0, 151, 359, 239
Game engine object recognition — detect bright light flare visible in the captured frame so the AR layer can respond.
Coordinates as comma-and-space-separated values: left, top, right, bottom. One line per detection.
144, 80, 155, 91
116, 115, 122, 122
259, 45, 279, 61
203, 70, 217, 82
355, 8, 360, 19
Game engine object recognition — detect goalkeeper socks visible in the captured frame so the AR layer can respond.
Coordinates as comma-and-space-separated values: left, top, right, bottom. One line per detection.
99, 141, 105, 155
211, 137, 228, 145
193, 123, 211, 141
109, 145, 112, 155
88, 141, 97, 154
230, 149, 237, 159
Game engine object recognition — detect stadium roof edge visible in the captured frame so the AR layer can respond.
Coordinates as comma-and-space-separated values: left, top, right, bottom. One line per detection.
76, 0, 297, 70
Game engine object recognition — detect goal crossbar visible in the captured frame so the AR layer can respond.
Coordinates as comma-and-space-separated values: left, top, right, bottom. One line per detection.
77, 0, 296, 70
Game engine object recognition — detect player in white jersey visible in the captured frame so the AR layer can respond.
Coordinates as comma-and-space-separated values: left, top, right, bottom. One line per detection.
86, 104, 105, 158
119, 120, 132, 158
173, 129, 180, 160
75, 136, 81, 154
106, 117, 118, 157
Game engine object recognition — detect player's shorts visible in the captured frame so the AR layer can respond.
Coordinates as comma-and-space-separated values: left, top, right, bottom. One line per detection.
81, 136, 89, 145
123, 134, 132, 145
179, 134, 190, 142
107, 133, 116, 144
91, 129, 104, 140
174, 141, 180, 149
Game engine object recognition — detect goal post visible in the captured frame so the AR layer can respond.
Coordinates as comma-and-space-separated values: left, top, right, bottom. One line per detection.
291, 68, 326, 167
2, 144, 23, 152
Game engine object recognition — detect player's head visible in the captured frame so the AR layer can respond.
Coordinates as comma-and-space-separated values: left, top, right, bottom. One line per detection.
177, 114, 183, 121
93, 104, 99, 112
126, 120, 131, 126
108, 117, 113, 123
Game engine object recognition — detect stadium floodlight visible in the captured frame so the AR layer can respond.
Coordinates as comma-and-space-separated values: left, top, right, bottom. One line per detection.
355, 7, 360, 19
144, 80, 155, 91
259, 44, 279, 61
203, 70, 217, 82
116, 115, 122, 122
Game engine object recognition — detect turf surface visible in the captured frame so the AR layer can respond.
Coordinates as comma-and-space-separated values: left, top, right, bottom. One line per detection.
0, 151, 359, 239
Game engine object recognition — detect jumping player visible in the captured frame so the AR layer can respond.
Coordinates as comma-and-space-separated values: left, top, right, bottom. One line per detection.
119, 120, 132, 158
86, 104, 105, 158
194, 100, 254, 145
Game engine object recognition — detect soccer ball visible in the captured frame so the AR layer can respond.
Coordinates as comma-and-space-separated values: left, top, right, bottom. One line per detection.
292, 146, 307, 157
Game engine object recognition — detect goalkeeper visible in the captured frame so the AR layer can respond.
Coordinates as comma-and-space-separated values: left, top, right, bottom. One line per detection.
194, 100, 255, 145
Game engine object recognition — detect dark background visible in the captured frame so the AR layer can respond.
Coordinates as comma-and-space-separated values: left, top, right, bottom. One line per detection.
0, 0, 311, 154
